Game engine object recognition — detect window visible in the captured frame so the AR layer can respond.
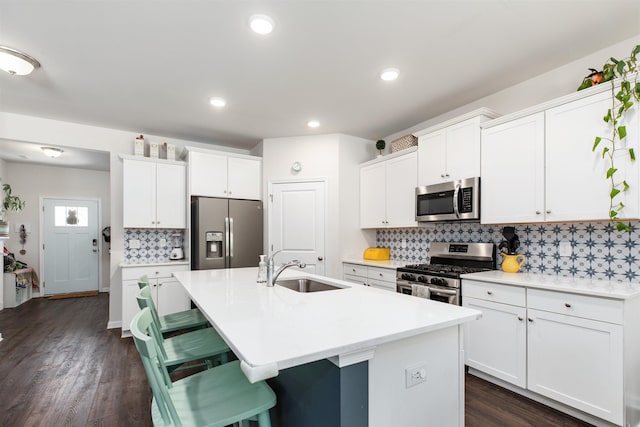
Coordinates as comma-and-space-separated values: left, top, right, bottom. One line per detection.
54, 206, 88, 227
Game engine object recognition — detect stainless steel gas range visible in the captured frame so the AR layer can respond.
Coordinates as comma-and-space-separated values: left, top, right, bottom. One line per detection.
396, 242, 496, 305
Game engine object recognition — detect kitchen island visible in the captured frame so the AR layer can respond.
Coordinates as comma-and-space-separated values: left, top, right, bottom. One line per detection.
173, 267, 481, 427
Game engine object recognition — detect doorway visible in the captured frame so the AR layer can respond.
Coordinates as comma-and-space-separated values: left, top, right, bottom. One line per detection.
41, 198, 100, 295
268, 180, 326, 275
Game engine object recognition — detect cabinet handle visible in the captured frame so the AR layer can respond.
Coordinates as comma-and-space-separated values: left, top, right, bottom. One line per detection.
224, 190, 227, 193
564, 303, 571, 308
535, 210, 541, 215
229, 191, 232, 195
318, 257, 323, 261
517, 316, 524, 321
151, 221, 156, 224
546, 210, 551, 214
440, 173, 445, 178
352, 269, 356, 272
445, 174, 450, 177
527, 317, 533, 322
487, 291, 493, 295
379, 273, 383, 277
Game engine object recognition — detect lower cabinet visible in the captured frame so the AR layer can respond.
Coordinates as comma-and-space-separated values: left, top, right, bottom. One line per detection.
463, 280, 630, 426
342, 263, 396, 292
121, 264, 190, 334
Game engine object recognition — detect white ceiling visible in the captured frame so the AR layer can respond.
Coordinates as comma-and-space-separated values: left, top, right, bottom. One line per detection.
1, 0, 639, 163
0, 138, 110, 171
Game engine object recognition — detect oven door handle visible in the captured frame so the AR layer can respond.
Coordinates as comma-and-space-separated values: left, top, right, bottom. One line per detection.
428, 287, 458, 296
453, 183, 461, 218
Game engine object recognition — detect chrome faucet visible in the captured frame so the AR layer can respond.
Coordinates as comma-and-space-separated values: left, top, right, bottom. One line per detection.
267, 250, 306, 287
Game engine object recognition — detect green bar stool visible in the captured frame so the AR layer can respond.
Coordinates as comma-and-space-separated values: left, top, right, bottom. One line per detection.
136, 287, 231, 380
138, 276, 209, 334
131, 308, 276, 427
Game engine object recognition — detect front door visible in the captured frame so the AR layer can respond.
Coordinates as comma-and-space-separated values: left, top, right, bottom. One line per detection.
42, 198, 100, 295
269, 180, 326, 275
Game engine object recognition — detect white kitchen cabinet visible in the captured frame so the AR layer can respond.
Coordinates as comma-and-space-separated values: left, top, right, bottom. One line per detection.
417, 110, 499, 186
481, 112, 545, 224
343, 262, 396, 292
360, 150, 417, 229
188, 148, 261, 200
121, 264, 190, 334
481, 87, 640, 224
123, 157, 186, 229
462, 281, 527, 388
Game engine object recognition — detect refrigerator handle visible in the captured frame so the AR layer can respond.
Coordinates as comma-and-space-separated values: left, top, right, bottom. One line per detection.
225, 217, 230, 263
229, 217, 234, 259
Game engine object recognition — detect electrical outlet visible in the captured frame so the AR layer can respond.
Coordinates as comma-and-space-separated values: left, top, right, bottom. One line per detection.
160, 238, 166, 247
129, 239, 141, 249
559, 241, 572, 257
401, 238, 407, 249
405, 362, 427, 388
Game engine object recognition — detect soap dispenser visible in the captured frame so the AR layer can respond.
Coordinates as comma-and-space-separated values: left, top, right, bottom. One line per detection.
257, 255, 267, 283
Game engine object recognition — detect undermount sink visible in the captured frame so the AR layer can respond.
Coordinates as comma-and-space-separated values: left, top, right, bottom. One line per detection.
276, 278, 345, 293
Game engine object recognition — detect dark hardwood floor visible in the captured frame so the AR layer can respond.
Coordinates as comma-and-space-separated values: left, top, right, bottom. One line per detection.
0, 294, 592, 427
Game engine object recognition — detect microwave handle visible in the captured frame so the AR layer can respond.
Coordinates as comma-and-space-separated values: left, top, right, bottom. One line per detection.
453, 183, 460, 218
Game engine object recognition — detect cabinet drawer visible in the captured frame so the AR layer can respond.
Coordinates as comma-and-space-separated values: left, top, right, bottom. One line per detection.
343, 263, 367, 278
369, 278, 397, 292
367, 267, 396, 283
463, 280, 525, 306
527, 288, 623, 324
122, 264, 189, 281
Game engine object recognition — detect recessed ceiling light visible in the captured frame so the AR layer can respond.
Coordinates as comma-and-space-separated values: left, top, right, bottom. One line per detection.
209, 97, 226, 108
41, 147, 64, 158
0, 45, 40, 76
380, 68, 400, 81
249, 14, 275, 35
307, 120, 320, 128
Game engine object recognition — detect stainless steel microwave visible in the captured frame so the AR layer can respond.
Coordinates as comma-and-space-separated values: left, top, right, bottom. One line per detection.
415, 177, 480, 222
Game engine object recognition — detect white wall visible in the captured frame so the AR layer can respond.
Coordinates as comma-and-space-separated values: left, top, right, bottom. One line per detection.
0, 112, 252, 327
262, 133, 372, 278
3, 163, 110, 296
0, 158, 5, 311
384, 34, 640, 142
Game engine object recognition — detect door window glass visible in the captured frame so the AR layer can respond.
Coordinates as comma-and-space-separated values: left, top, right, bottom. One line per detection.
54, 206, 89, 227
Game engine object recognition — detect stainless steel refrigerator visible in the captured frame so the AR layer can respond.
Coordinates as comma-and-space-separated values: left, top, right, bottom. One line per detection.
191, 197, 263, 270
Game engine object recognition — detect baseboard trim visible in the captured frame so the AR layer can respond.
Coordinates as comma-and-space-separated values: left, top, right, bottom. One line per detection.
106, 320, 122, 330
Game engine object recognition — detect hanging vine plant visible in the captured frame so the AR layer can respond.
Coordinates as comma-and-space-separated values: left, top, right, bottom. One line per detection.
587, 44, 640, 232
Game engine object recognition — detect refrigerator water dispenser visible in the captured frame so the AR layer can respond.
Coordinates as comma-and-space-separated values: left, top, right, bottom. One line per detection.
206, 232, 223, 258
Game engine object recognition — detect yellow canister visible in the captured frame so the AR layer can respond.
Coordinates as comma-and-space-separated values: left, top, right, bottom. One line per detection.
363, 247, 390, 260
501, 253, 526, 273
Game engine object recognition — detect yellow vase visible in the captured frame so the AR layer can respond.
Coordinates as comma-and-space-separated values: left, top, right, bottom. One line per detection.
501, 253, 526, 273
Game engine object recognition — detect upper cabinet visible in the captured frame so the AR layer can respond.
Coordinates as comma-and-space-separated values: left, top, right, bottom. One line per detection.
122, 157, 187, 229
187, 148, 261, 200
417, 109, 500, 186
482, 87, 640, 224
360, 149, 417, 228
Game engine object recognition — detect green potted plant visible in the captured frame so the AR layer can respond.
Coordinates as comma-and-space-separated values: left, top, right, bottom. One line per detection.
0, 183, 25, 236
376, 139, 386, 157
588, 44, 640, 231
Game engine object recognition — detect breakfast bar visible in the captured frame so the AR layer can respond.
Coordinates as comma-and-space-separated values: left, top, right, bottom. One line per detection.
173, 267, 481, 427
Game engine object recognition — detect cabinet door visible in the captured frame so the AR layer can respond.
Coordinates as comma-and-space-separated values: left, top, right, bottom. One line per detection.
122, 279, 142, 332
123, 159, 156, 228
156, 163, 186, 228
189, 151, 228, 197
481, 113, 545, 224
385, 152, 417, 228
527, 308, 623, 424
444, 117, 482, 181
360, 162, 387, 228
463, 297, 527, 388
156, 277, 190, 317
228, 157, 261, 200
545, 90, 639, 221
418, 130, 446, 185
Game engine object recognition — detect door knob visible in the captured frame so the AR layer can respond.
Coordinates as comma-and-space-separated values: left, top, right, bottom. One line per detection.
318, 257, 323, 261
93, 249, 98, 252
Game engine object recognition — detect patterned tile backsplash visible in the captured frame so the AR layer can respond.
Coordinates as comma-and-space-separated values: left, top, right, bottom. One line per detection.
376, 221, 640, 283
124, 229, 185, 264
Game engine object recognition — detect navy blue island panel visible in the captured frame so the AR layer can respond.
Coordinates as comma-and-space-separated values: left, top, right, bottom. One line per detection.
267, 359, 368, 427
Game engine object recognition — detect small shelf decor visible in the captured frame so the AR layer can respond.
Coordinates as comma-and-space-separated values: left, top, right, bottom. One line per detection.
0, 182, 25, 237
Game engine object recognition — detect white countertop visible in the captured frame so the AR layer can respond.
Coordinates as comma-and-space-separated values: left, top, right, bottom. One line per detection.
173, 267, 480, 376
342, 258, 407, 269
461, 271, 640, 300
119, 260, 190, 268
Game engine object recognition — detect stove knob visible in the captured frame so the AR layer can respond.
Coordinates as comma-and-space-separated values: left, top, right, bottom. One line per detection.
430, 278, 443, 286
417, 276, 427, 283
401, 273, 413, 281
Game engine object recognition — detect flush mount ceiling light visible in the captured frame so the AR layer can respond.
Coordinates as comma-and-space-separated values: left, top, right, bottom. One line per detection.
307, 120, 320, 128
249, 14, 275, 35
41, 147, 64, 158
380, 68, 400, 81
209, 97, 227, 108
0, 46, 41, 76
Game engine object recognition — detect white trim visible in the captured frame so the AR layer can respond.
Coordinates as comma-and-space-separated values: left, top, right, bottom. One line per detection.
413, 108, 501, 137
183, 145, 261, 161
118, 153, 186, 165
107, 320, 122, 329
359, 146, 417, 167
328, 347, 375, 368
39, 196, 103, 296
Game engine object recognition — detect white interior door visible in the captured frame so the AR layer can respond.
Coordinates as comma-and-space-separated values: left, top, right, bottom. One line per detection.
269, 180, 326, 275
42, 198, 100, 295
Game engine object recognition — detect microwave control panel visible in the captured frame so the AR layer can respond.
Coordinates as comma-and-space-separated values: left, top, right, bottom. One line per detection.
459, 187, 473, 213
